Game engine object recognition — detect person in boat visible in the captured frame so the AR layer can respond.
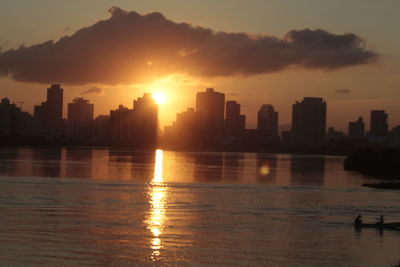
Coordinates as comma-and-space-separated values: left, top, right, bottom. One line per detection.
354, 214, 362, 225
376, 215, 384, 224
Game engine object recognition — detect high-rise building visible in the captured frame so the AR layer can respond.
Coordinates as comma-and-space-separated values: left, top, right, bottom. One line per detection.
348, 117, 365, 138
47, 84, 63, 122
164, 108, 199, 148
257, 104, 278, 137
225, 101, 245, 140
196, 88, 225, 146
109, 93, 158, 147
291, 97, 326, 146
0, 97, 33, 138
34, 84, 64, 137
133, 93, 158, 146
67, 98, 94, 138
110, 105, 131, 145
370, 110, 388, 137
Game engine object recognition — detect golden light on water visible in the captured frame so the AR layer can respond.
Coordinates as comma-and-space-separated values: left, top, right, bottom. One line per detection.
146, 149, 167, 261
259, 164, 270, 176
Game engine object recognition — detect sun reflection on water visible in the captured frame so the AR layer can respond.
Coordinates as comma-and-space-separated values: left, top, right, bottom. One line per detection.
146, 149, 167, 261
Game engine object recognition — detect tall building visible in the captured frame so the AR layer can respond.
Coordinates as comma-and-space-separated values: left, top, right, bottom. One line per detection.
133, 93, 158, 146
225, 101, 245, 140
257, 104, 278, 137
196, 88, 225, 146
34, 84, 64, 137
109, 93, 158, 147
0, 97, 33, 138
67, 98, 94, 138
110, 105, 131, 145
164, 108, 199, 148
291, 97, 326, 146
370, 110, 388, 137
348, 117, 365, 138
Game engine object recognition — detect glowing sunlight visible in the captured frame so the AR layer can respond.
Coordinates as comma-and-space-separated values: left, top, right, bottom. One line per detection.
146, 149, 167, 261
152, 92, 167, 105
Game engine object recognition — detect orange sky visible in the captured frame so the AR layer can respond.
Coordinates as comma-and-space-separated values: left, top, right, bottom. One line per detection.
0, 1, 399, 132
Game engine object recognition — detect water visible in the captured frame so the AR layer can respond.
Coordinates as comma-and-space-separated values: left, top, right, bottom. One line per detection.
0, 147, 399, 266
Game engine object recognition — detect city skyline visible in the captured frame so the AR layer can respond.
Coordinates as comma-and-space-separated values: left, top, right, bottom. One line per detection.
1, 1, 400, 131
1, 84, 398, 148
1, 2, 400, 266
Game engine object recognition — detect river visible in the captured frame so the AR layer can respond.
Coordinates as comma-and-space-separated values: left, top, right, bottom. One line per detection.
0, 147, 399, 266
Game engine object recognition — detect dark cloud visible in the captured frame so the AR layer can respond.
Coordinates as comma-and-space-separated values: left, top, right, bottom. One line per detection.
0, 7, 379, 85
80, 87, 105, 95
335, 89, 351, 94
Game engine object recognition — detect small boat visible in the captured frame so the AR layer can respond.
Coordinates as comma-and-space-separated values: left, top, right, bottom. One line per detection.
355, 222, 400, 229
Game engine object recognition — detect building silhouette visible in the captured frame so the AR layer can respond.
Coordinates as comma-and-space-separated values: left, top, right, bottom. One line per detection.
34, 84, 64, 137
110, 93, 158, 147
0, 97, 32, 138
326, 127, 344, 142
257, 104, 278, 138
110, 105, 132, 146
370, 110, 388, 137
225, 101, 245, 140
2, 83, 400, 151
93, 115, 110, 144
133, 93, 158, 146
164, 108, 199, 149
67, 98, 94, 139
291, 97, 326, 146
348, 117, 365, 138
196, 88, 225, 146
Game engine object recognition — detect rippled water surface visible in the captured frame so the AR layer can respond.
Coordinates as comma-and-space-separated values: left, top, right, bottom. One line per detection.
0, 147, 399, 266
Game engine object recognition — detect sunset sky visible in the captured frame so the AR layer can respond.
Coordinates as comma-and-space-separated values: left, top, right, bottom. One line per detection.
0, 0, 399, 131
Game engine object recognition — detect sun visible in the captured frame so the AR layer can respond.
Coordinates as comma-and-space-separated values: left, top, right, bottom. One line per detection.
152, 92, 167, 105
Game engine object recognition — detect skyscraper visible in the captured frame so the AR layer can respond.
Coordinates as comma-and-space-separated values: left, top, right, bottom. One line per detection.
34, 84, 64, 137
109, 93, 158, 147
133, 93, 158, 147
257, 104, 278, 137
110, 105, 131, 145
370, 110, 388, 137
291, 97, 326, 146
196, 88, 225, 146
163, 108, 198, 148
67, 97, 94, 138
348, 117, 365, 138
225, 101, 245, 140
47, 84, 63, 123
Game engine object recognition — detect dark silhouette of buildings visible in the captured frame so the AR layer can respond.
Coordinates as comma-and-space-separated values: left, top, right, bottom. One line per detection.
0, 97, 33, 138
163, 88, 247, 149
67, 98, 94, 139
2, 83, 400, 152
133, 93, 158, 146
326, 127, 344, 141
291, 97, 326, 147
164, 108, 199, 149
370, 110, 388, 137
93, 115, 110, 144
225, 101, 245, 141
196, 88, 225, 146
348, 117, 365, 138
110, 93, 158, 148
257, 104, 278, 140
34, 84, 64, 137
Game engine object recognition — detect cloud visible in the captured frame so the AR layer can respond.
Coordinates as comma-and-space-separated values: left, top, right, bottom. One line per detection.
0, 7, 379, 85
80, 87, 105, 95
335, 89, 351, 94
